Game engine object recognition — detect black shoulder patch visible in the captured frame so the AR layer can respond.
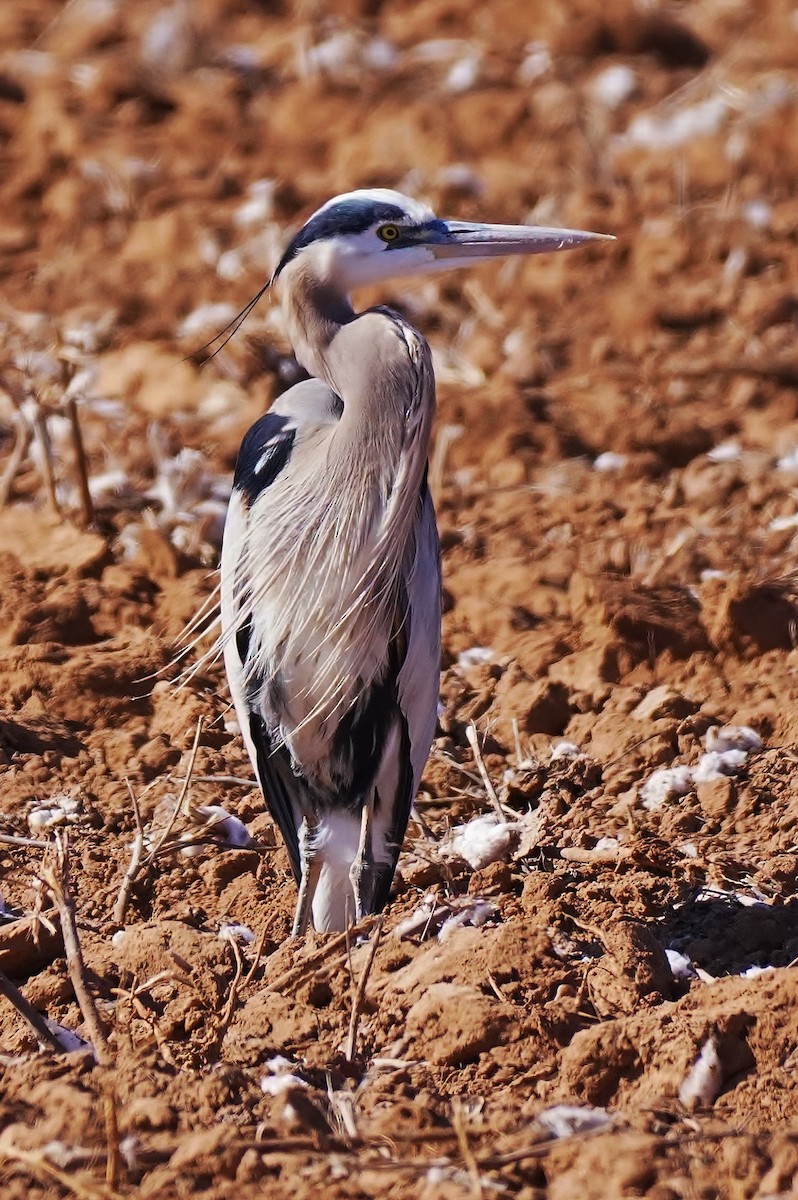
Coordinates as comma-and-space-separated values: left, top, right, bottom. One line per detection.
248, 713, 302, 882
234, 412, 295, 507
272, 198, 408, 279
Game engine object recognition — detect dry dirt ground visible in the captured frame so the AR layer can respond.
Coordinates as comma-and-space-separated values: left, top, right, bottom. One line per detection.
2, 0, 798, 1196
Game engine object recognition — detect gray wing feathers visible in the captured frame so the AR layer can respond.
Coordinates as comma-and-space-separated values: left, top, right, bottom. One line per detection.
398, 483, 441, 792
369, 481, 441, 910
220, 381, 343, 876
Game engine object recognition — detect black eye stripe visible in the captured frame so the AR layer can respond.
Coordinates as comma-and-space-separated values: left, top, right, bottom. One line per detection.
273, 199, 409, 278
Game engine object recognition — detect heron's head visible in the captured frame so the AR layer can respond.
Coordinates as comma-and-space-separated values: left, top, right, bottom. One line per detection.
272, 188, 612, 294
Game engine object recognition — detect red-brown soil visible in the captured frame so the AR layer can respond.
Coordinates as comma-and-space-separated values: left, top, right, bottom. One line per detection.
2, 1, 798, 1196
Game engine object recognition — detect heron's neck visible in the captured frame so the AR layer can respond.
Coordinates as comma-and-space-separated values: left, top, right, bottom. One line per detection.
280, 269, 354, 386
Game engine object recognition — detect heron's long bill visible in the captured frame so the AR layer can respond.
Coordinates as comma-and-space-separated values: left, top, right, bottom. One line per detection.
429, 220, 614, 262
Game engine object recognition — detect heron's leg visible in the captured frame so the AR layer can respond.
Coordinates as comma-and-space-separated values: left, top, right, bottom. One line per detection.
349, 801, 375, 922
292, 815, 321, 937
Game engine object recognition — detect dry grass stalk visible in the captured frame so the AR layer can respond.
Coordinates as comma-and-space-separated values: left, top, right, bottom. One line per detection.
0, 1144, 124, 1200
31, 401, 60, 515
0, 415, 32, 508
267, 916, 378, 996
451, 1099, 483, 1199
0, 966, 65, 1051
170, 772, 259, 788
152, 716, 204, 847
113, 720, 202, 925
344, 915, 384, 1062
216, 933, 245, 1040
43, 831, 111, 1064
103, 1089, 120, 1189
0, 831, 49, 848
65, 394, 95, 528
0, 908, 63, 977
465, 722, 506, 821
242, 923, 271, 988
112, 779, 145, 926
559, 845, 627, 864
511, 717, 524, 766
429, 422, 464, 496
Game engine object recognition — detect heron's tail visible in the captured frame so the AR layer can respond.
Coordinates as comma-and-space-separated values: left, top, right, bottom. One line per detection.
310, 810, 359, 931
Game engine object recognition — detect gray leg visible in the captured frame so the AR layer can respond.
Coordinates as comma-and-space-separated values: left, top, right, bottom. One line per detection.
349, 801, 375, 922
292, 815, 321, 937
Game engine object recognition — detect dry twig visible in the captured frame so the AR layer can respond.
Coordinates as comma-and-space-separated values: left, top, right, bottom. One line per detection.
44, 831, 111, 1063
466, 722, 506, 821
344, 916, 384, 1062
0, 415, 32, 508
451, 1099, 483, 1199
267, 917, 378, 996
113, 720, 203, 925
112, 779, 146, 926
0, 831, 49, 849
103, 1089, 120, 1189
150, 716, 204, 851
0, 1144, 124, 1200
216, 934, 245, 1041
0, 966, 65, 1051
65, 394, 95, 528
0, 908, 63, 977
242, 923, 271, 988
31, 400, 60, 514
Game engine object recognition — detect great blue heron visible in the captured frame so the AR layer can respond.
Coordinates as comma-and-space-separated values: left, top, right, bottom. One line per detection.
220, 188, 610, 935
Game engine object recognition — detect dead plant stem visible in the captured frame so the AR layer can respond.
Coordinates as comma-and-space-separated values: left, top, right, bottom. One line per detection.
65, 394, 95, 528
345, 916, 384, 1062
50, 831, 111, 1063
0, 966, 64, 1050
465, 723, 506, 821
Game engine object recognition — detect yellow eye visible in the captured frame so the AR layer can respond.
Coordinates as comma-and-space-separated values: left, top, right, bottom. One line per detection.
377, 224, 400, 243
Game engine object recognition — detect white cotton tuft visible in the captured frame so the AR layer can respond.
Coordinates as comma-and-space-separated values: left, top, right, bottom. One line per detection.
776, 448, 798, 473
218, 923, 255, 944
260, 1055, 307, 1095
707, 440, 741, 463
666, 949, 697, 981
449, 813, 513, 869
692, 749, 748, 784
517, 41, 551, 83
593, 451, 627, 472
639, 766, 693, 810
44, 1020, 92, 1056
679, 1037, 724, 1108
769, 513, 798, 532
742, 199, 772, 230
444, 53, 481, 93
704, 725, 762, 754
621, 95, 730, 151
260, 1074, 308, 1096
437, 898, 496, 942
589, 65, 636, 109
739, 964, 774, 978
234, 179, 276, 228
178, 806, 252, 857
457, 646, 495, 669
27, 794, 82, 834
177, 302, 238, 340
537, 1105, 613, 1139
393, 893, 498, 942
550, 740, 582, 761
